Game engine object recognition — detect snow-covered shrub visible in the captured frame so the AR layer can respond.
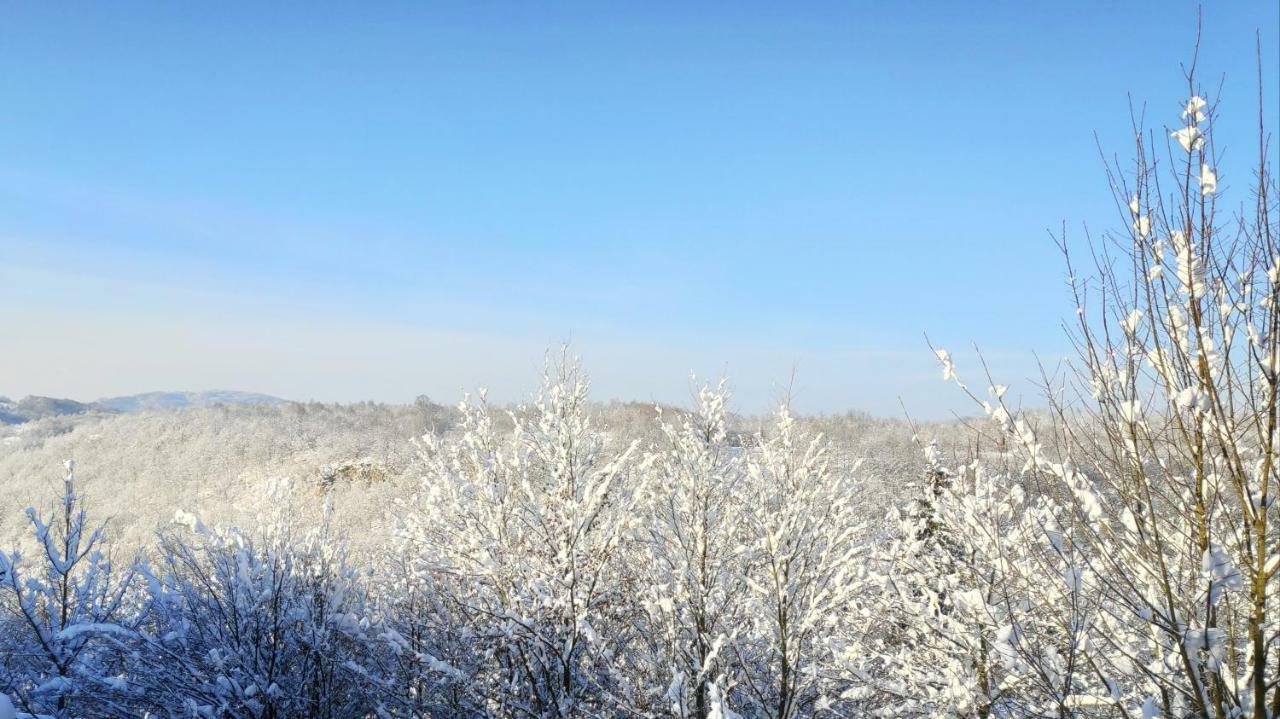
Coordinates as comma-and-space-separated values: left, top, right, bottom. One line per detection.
372, 555, 469, 718
0, 460, 142, 719
127, 481, 387, 719
859, 439, 1074, 716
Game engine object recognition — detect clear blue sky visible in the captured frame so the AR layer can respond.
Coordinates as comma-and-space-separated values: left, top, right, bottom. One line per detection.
2, 2, 1277, 417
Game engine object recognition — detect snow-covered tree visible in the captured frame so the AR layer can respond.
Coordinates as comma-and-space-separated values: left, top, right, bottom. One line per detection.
637, 380, 751, 718
732, 407, 866, 719
853, 440, 1002, 716
909, 65, 1279, 718
395, 353, 652, 717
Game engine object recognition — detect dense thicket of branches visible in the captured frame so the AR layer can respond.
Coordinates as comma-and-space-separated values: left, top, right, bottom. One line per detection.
0, 58, 1275, 719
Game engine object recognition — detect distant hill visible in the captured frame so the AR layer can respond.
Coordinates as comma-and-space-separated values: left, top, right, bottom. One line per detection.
0, 391, 289, 425
96, 390, 287, 413
0, 395, 106, 425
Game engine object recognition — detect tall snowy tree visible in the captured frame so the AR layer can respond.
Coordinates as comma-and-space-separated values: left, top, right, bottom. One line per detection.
396, 353, 652, 717
638, 381, 751, 718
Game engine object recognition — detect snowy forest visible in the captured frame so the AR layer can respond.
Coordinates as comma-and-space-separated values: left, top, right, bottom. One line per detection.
3, 32, 1280, 719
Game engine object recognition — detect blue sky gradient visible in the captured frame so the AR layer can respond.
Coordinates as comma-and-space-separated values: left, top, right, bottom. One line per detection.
2, 2, 1277, 416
